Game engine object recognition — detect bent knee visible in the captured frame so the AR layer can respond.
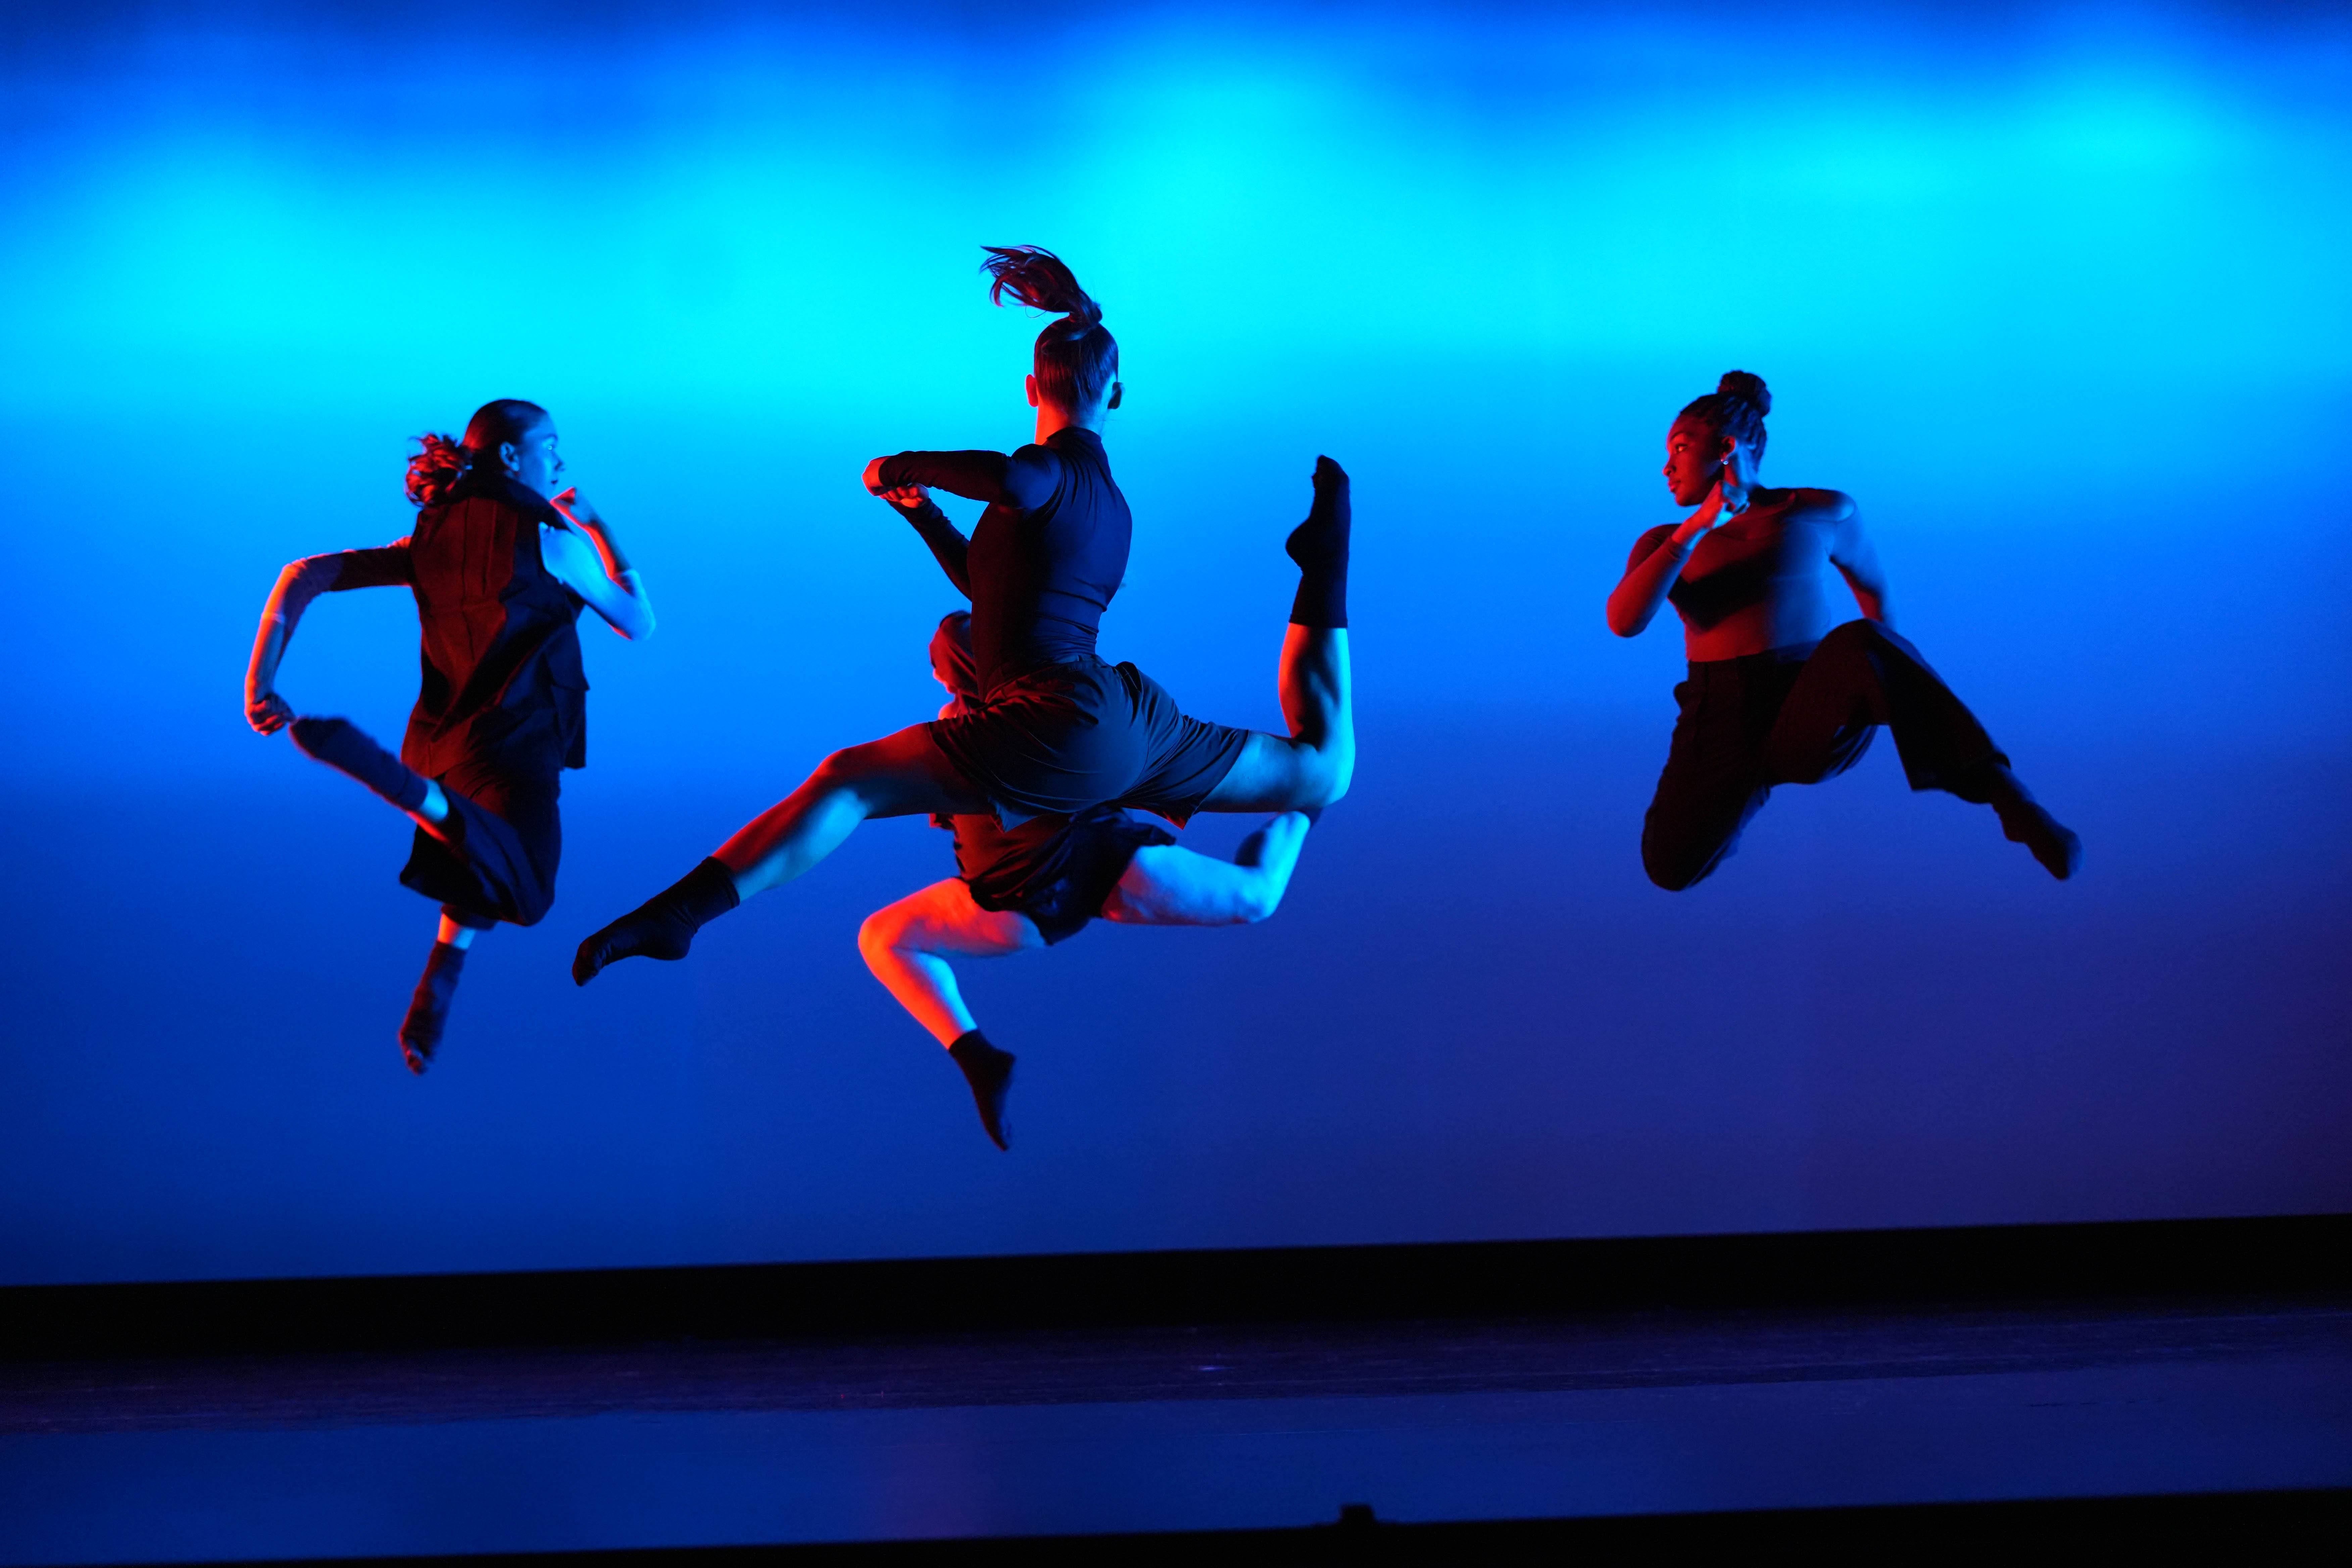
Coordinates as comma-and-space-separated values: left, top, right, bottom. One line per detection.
856, 908, 906, 963
1236, 885, 1284, 924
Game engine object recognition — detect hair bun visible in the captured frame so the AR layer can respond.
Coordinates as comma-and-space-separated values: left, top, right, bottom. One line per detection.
1717, 370, 1770, 415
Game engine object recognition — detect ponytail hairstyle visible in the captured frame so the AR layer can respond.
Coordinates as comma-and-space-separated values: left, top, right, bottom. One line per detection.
404, 397, 551, 507
1677, 371, 1771, 460
981, 245, 1118, 410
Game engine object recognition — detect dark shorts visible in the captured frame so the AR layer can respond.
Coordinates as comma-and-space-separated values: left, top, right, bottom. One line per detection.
398, 752, 564, 928
952, 805, 1177, 945
929, 655, 1250, 828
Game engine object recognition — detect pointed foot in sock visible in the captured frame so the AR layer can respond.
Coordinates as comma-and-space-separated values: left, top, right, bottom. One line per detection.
948, 1030, 1015, 1150
572, 908, 692, 985
398, 942, 466, 1075
290, 717, 429, 812
1286, 458, 1352, 567
2001, 801, 2083, 881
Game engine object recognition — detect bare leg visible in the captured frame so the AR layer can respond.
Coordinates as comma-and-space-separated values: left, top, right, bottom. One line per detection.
574, 723, 984, 984
1198, 457, 1356, 814
858, 879, 1044, 1046
717, 724, 985, 898
1103, 813, 1311, 924
1196, 626, 1354, 813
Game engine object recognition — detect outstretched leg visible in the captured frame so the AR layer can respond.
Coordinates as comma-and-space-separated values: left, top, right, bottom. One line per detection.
288, 716, 457, 840
574, 723, 984, 984
1770, 620, 2081, 880
858, 880, 1038, 1149
1199, 458, 1356, 814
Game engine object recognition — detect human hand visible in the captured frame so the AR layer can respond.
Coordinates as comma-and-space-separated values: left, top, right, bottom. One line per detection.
862, 457, 890, 495
1678, 473, 1748, 542
549, 486, 604, 529
247, 689, 295, 734
878, 484, 929, 511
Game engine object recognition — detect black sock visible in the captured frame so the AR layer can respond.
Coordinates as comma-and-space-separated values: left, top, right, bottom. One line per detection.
399, 941, 466, 1075
947, 1029, 1016, 1151
572, 857, 741, 984
1983, 766, 2083, 881
290, 717, 429, 813
1285, 455, 1352, 629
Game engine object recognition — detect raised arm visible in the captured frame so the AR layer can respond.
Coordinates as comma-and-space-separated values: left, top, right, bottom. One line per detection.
244, 543, 413, 733
1824, 492, 1891, 626
1607, 479, 1742, 637
886, 490, 971, 597
542, 490, 656, 640
869, 444, 1062, 510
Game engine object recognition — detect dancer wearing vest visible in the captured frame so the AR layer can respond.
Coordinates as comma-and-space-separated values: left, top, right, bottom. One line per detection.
573, 248, 1353, 1136
244, 400, 655, 1071
1608, 371, 2078, 891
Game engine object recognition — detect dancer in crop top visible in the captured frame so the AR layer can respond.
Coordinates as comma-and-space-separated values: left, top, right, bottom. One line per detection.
244, 400, 655, 1071
572, 247, 1353, 1127
1607, 371, 2078, 891
856, 612, 1315, 1148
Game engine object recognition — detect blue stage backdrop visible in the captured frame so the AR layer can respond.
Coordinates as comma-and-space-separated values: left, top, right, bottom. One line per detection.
0, 1, 2345, 1284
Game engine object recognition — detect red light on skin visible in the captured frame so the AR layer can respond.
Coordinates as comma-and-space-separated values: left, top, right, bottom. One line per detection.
549, 486, 581, 524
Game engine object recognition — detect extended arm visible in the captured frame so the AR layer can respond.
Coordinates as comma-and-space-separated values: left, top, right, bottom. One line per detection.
1825, 493, 1891, 626
871, 445, 1061, 509
542, 491, 656, 640
244, 543, 413, 733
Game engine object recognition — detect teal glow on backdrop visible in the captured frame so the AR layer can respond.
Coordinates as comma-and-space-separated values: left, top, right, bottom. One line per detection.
1, 2, 2346, 1282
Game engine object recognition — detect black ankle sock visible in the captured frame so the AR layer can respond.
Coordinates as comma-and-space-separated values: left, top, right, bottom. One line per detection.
1285, 455, 1352, 629
1995, 794, 2084, 881
947, 1029, 1016, 1151
290, 717, 430, 813
572, 857, 741, 984
399, 941, 466, 1075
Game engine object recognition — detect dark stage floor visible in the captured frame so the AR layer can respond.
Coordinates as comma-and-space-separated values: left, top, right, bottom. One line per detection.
3, 1293, 2349, 1562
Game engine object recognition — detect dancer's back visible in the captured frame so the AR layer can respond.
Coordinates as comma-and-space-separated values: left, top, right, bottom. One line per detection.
879, 423, 1130, 692
405, 471, 589, 776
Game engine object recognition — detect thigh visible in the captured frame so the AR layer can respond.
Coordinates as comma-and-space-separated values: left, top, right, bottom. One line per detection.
1193, 730, 1315, 813
1102, 844, 1259, 925
876, 878, 1045, 957
834, 723, 994, 819
1117, 666, 1254, 822
1767, 624, 1885, 784
1641, 673, 1772, 891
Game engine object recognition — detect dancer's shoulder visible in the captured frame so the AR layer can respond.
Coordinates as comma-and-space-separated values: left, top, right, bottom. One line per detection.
1782, 487, 1856, 522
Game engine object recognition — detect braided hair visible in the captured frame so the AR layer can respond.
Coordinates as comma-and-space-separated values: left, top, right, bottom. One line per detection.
404, 398, 550, 506
981, 246, 1117, 409
1676, 371, 1771, 459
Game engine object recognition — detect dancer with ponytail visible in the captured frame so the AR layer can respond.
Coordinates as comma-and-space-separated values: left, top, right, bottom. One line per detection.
245, 400, 655, 1072
857, 613, 1316, 1149
1608, 371, 2078, 890
573, 247, 1353, 1143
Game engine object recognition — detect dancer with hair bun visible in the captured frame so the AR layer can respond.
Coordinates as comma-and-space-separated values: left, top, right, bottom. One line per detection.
244, 400, 655, 1072
1609, 371, 2078, 891
573, 247, 1353, 1144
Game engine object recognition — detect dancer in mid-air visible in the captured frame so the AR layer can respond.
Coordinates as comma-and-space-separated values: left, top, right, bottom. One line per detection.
1608, 371, 2077, 891
858, 612, 1315, 1148
573, 247, 1353, 1133
245, 400, 654, 1071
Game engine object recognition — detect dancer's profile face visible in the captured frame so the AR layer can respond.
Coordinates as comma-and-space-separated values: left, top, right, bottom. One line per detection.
502, 418, 565, 500
1664, 417, 1733, 508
